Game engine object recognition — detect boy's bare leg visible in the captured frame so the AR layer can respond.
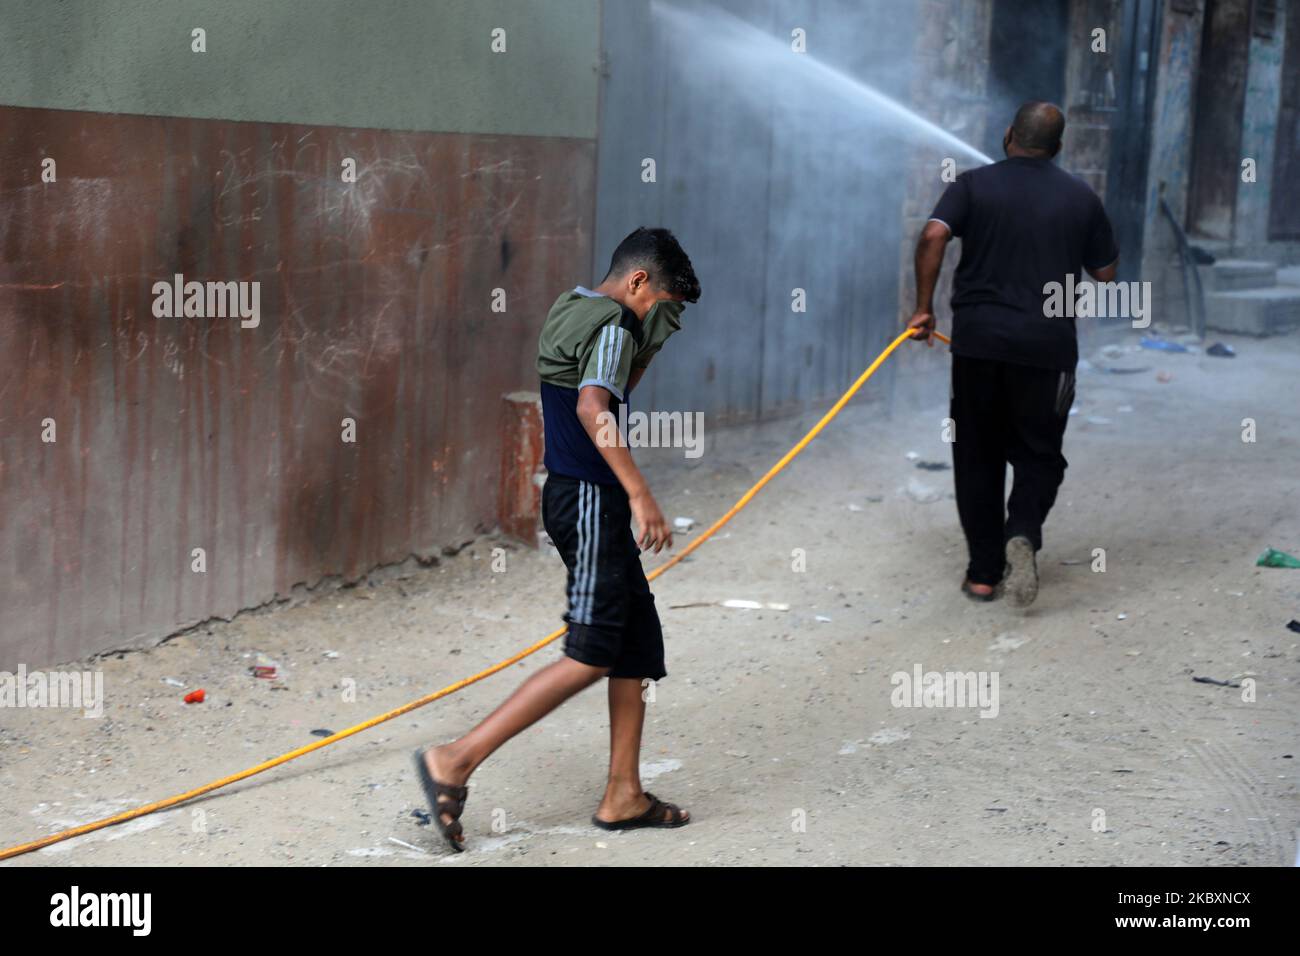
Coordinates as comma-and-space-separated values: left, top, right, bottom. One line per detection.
422, 657, 607, 840
595, 677, 690, 823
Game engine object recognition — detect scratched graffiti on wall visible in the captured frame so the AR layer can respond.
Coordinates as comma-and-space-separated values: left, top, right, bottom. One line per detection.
0, 106, 594, 666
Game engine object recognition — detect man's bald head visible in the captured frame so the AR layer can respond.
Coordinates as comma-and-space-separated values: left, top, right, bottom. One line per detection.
1008, 101, 1065, 157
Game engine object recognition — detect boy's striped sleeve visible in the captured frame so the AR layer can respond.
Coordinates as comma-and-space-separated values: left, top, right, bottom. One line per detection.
578, 323, 635, 401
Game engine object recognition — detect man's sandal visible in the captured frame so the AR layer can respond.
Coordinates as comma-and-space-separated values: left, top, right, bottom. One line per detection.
961, 578, 998, 602
1002, 536, 1039, 608
592, 792, 690, 831
412, 748, 469, 852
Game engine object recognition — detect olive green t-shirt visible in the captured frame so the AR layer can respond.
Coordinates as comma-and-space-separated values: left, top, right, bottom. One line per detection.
535, 286, 681, 484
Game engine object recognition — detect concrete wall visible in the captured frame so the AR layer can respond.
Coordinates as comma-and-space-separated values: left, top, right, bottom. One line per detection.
895, 0, 995, 400
595, 0, 919, 423
1138, 0, 1203, 303
0, 0, 597, 138
1138, 0, 1298, 313
0, 0, 600, 668
1236, 1, 1289, 250
1061, 0, 1127, 200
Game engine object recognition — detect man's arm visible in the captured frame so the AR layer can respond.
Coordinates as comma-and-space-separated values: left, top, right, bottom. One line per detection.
907, 219, 952, 345
575, 384, 672, 553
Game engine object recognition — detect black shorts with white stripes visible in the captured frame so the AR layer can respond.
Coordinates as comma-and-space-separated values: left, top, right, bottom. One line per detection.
541, 473, 666, 681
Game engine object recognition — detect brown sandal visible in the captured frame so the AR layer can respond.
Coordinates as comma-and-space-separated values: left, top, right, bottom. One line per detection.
412, 748, 469, 852
592, 791, 690, 831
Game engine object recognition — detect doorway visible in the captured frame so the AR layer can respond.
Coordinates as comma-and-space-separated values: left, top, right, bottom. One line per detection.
1186, 0, 1252, 240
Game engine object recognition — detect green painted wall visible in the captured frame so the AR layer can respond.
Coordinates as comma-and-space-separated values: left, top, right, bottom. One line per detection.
0, 0, 599, 138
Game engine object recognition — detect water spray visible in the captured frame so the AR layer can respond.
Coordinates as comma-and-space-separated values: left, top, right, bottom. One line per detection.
650, 1, 994, 166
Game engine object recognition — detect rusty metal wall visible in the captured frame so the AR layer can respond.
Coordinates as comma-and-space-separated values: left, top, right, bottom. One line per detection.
0, 106, 595, 667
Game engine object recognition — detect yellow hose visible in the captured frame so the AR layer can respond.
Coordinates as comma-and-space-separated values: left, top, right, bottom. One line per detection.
0, 327, 948, 861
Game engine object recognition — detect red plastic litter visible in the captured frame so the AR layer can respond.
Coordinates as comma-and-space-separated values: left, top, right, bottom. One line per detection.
184, 689, 206, 704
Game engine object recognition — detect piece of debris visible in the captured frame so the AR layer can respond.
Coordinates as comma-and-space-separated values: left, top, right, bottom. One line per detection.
989, 632, 1027, 653
673, 516, 695, 532
1087, 416, 1112, 426
905, 477, 940, 503
915, 460, 950, 471
411, 809, 431, 826
905, 451, 920, 461
868, 727, 910, 745
250, 653, 280, 679
1286, 620, 1300, 634
815, 614, 832, 623
720, 599, 789, 611
162, 677, 186, 688
387, 837, 426, 853
1257, 548, 1300, 569
1116, 613, 1128, 620
1192, 675, 1241, 688
1140, 336, 1189, 353
323, 651, 340, 660
310, 728, 334, 738
1155, 370, 1173, 383
183, 689, 205, 704
1206, 342, 1236, 358
1101, 366, 1151, 375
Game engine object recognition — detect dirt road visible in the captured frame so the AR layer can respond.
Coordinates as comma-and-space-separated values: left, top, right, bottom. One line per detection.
3, 330, 1297, 866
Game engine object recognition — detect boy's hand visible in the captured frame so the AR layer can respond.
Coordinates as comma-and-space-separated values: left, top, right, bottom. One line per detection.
630, 490, 673, 553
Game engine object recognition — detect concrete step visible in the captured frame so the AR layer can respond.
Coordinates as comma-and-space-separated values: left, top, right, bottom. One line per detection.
1197, 258, 1278, 291
1188, 238, 1233, 259
1277, 265, 1300, 288
1205, 286, 1300, 336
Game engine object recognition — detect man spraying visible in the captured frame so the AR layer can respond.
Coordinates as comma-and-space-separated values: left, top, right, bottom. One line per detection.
908, 101, 1119, 607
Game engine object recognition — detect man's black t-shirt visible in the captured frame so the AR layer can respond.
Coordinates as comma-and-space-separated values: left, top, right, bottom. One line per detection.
929, 156, 1119, 372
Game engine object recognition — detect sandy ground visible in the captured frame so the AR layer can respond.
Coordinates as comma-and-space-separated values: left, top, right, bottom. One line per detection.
2, 329, 1298, 867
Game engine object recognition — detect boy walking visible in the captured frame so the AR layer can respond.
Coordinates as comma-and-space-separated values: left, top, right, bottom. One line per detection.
415, 227, 701, 851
